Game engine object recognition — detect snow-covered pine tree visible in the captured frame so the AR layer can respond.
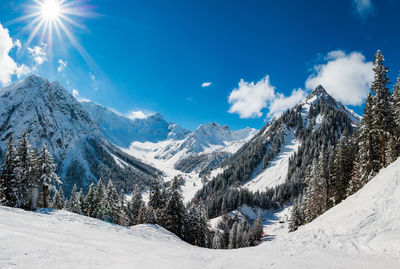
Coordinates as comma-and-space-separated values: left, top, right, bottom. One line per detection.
0, 135, 18, 207
184, 203, 210, 247
288, 195, 304, 232
304, 156, 328, 223
127, 184, 143, 225
118, 189, 130, 226
357, 92, 380, 183
161, 176, 186, 239
103, 180, 121, 224
84, 183, 96, 217
371, 50, 394, 168
51, 187, 66, 209
228, 221, 238, 249
14, 131, 33, 209
67, 184, 82, 214
93, 179, 107, 219
28, 147, 41, 210
329, 136, 354, 205
391, 74, 400, 159
38, 143, 61, 208
212, 230, 223, 249
148, 177, 164, 210
252, 213, 263, 243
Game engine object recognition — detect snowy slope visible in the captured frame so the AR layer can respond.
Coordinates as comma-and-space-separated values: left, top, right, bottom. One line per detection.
244, 129, 300, 191
1, 154, 400, 269
81, 101, 190, 147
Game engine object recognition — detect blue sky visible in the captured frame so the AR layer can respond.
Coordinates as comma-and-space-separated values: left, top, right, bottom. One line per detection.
1, 0, 400, 130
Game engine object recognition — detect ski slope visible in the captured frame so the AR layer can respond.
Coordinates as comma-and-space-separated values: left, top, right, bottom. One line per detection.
244, 129, 300, 191
1, 157, 400, 268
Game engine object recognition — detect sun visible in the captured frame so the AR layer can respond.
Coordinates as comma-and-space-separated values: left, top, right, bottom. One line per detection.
40, 0, 62, 21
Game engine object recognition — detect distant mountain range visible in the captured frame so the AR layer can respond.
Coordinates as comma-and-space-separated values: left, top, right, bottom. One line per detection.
0, 75, 256, 196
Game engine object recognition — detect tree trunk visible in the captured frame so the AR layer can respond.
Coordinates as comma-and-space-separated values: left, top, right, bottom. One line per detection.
43, 185, 49, 208
382, 134, 386, 168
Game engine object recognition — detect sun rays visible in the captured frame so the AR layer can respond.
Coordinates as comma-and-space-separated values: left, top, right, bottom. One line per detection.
11, 0, 97, 68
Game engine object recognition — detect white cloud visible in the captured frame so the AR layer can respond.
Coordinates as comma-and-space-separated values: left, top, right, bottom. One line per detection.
28, 43, 47, 65
201, 82, 212, 87
57, 59, 67, 72
128, 111, 148, 120
72, 88, 79, 98
267, 88, 307, 118
71, 88, 91, 102
228, 75, 276, 118
305, 50, 373, 106
14, 39, 21, 51
90, 73, 96, 80
353, 0, 373, 16
0, 23, 30, 85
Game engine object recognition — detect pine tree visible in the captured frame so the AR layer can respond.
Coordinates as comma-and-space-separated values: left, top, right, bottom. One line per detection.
228, 221, 238, 249
38, 143, 61, 208
371, 50, 394, 168
252, 213, 263, 243
304, 157, 328, 223
161, 176, 186, 239
84, 183, 96, 217
391, 74, 400, 159
289, 196, 304, 232
184, 203, 210, 247
127, 184, 143, 225
93, 179, 107, 219
330, 136, 352, 205
52, 187, 65, 209
67, 184, 82, 214
14, 132, 33, 209
357, 92, 380, 182
148, 177, 164, 210
0, 135, 18, 207
118, 189, 129, 226
212, 230, 223, 249
104, 180, 122, 224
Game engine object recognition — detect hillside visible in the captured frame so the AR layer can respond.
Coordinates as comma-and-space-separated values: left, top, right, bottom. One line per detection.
1, 156, 399, 268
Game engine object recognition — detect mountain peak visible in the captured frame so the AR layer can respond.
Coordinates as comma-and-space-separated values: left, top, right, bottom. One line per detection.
307, 85, 328, 100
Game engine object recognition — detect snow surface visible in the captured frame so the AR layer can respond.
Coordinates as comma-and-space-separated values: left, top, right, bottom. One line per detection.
1, 156, 400, 268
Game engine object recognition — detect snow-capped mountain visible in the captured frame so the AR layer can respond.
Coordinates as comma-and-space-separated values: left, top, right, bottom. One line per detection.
81, 101, 190, 147
0, 75, 159, 194
81, 101, 256, 200
121, 122, 256, 201
194, 85, 360, 215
